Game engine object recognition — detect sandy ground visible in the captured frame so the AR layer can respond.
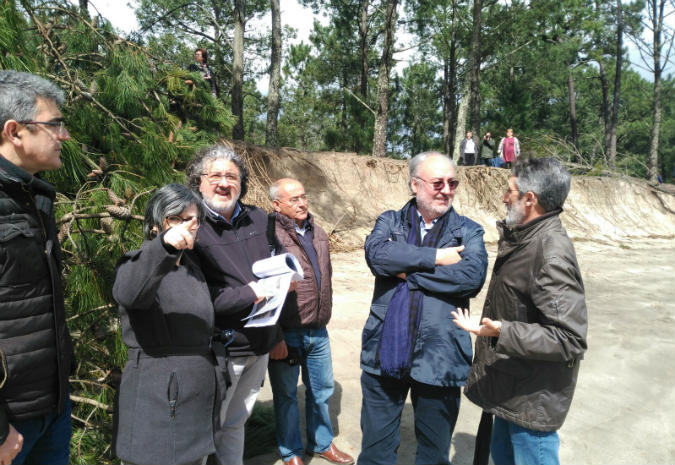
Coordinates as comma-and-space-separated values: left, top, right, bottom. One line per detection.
249, 238, 675, 465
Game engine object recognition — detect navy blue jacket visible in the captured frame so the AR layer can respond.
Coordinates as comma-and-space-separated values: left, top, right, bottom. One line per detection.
361, 201, 488, 386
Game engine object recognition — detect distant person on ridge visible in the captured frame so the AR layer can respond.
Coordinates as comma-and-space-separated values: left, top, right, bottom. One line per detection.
497, 128, 520, 169
186, 48, 217, 97
459, 131, 479, 166
480, 131, 495, 167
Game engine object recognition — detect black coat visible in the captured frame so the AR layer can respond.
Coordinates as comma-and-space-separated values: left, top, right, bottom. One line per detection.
0, 154, 73, 442
194, 203, 282, 357
113, 236, 221, 465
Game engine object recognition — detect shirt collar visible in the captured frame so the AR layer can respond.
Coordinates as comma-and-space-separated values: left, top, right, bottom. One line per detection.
417, 210, 438, 230
204, 200, 242, 225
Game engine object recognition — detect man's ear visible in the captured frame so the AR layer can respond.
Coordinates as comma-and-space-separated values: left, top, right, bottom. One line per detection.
2, 120, 23, 146
525, 191, 538, 207
410, 178, 419, 195
149, 225, 159, 238
272, 200, 281, 213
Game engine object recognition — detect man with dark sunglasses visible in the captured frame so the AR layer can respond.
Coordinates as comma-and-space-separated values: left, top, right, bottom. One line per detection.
358, 152, 488, 465
0, 70, 74, 465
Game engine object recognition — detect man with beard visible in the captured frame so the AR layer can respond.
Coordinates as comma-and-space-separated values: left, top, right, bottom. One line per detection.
358, 152, 488, 465
187, 145, 286, 465
452, 158, 588, 465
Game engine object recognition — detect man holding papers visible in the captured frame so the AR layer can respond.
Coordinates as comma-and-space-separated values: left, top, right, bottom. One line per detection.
268, 178, 354, 465
187, 144, 285, 465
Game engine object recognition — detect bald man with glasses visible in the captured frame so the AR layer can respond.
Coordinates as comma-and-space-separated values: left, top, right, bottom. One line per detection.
358, 152, 488, 465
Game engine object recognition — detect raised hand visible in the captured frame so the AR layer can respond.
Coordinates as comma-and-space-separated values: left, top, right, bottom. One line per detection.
163, 217, 199, 250
451, 308, 502, 337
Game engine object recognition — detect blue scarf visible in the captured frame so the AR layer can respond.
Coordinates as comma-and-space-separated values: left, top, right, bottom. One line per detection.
377, 203, 448, 379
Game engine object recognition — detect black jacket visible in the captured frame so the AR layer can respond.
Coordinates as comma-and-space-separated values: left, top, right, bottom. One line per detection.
0, 154, 73, 442
464, 210, 588, 431
113, 236, 221, 464
194, 203, 282, 357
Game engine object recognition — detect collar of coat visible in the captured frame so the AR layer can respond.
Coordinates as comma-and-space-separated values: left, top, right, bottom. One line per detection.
400, 199, 463, 238
0, 152, 56, 200
496, 208, 563, 252
275, 210, 315, 232
203, 200, 251, 229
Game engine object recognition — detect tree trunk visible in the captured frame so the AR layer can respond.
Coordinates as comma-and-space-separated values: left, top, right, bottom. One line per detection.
79, 0, 88, 17
607, 0, 623, 167
568, 73, 578, 159
371, 0, 398, 158
359, 0, 370, 97
647, 0, 665, 183
443, 1, 458, 157
265, 0, 281, 147
597, 60, 610, 150
468, 0, 482, 136
232, 0, 246, 140
452, 79, 470, 162
353, 0, 370, 154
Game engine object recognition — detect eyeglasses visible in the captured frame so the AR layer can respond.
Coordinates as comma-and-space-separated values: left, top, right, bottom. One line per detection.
279, 194, 308, 206
201, 172, 240, 185
504, 188, 522, 196
414, 176, 460, 191
166, 215, 200, 227
19, 120, 68, 137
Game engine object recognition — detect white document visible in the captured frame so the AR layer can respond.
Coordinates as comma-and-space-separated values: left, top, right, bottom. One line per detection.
243, 253, 304, 328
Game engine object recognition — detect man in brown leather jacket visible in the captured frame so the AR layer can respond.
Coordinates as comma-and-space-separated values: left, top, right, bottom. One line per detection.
453, 158, 588, 465
267, 178, 353, 465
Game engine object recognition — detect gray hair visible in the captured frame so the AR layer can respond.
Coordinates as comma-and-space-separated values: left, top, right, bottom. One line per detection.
269, 182, 280, 201
143, 184, 204, 240
269, 178, 300, 201
512, 158, 571, 212
0, 71, 65, 131
186, 144, 249, 199
408, 151, 454, 189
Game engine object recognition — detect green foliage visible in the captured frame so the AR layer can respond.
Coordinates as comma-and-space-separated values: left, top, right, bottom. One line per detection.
1, 1, 234, 462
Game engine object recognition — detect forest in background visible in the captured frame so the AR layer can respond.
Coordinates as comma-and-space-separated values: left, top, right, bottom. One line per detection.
0, 0, 674, 462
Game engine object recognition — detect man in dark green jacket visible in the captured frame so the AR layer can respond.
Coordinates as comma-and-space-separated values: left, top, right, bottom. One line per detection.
0, 70, 74, 465
453, 157, 588, 465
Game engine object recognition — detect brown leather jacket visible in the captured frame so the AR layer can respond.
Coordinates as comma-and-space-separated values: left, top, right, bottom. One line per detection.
464, 209, 588, 431
275, 212, 332, 329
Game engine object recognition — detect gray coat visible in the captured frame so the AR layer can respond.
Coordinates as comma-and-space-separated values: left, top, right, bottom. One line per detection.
113, 236, 221, 465
464, 210, 588, 431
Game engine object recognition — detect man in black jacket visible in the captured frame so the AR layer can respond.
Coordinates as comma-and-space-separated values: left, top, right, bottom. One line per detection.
0, 71, 74, 465
453, 158, 588, 465
187, 144, 285, 465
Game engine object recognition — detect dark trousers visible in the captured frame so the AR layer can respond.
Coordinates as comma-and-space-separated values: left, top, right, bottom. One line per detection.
463, 153, 476, 166
358, 371, 460, 465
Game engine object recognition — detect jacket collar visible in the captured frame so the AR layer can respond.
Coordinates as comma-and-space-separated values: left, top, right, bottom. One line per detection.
497, 208, 563, 251
0, 153, 56, 199
275, 210, 315, 232
401, 198, 461, 231
204, 200, 250, 229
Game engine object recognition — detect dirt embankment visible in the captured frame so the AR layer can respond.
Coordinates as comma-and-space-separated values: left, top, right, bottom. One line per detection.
241, 145, 675, 247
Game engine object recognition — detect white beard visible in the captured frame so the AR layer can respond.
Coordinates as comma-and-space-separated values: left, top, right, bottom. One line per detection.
506, 198, 526, 226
